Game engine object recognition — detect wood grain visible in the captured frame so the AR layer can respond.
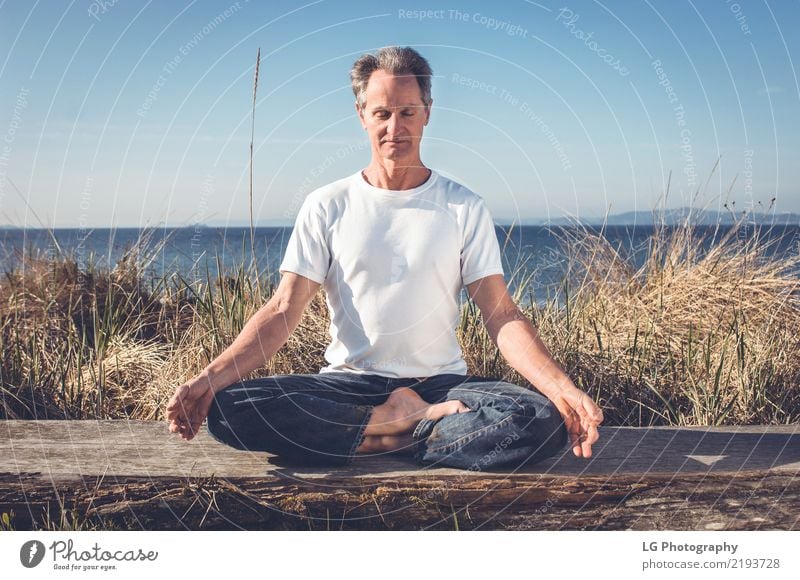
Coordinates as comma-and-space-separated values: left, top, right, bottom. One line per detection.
1, 421, 798, 530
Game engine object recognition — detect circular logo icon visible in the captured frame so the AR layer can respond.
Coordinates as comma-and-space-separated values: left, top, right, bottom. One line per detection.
20, 540, 46, 568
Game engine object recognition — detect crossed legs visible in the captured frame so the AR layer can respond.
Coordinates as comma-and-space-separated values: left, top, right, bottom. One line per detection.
207, 372, 566, 469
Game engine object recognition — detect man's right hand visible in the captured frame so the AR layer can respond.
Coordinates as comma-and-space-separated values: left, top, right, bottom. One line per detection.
166, 375, 217, 441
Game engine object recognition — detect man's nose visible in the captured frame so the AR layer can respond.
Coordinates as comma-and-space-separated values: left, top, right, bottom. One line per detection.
386, 112, 400, 134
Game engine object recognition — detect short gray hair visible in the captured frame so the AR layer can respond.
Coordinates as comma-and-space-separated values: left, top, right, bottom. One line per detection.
350, 46, 433, 110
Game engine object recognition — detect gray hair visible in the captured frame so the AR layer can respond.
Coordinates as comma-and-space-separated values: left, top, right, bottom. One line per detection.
350, 46, 433, 110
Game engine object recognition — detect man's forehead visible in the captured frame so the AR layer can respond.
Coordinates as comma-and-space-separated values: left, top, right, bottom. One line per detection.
362, 71, 426, 109
365, 72, 421, 91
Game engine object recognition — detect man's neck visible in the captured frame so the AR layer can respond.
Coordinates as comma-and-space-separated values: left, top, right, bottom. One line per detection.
361, 161, 431, 191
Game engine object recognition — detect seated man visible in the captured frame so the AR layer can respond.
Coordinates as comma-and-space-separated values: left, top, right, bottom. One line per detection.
166, 46, 603, 469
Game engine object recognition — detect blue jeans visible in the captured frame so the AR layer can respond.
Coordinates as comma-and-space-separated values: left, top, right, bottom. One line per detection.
207, 372, 567, 470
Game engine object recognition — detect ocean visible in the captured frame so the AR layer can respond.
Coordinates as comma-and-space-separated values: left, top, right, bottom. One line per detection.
2, 224, 798, 305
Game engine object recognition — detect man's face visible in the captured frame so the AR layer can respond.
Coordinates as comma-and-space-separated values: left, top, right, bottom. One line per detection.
357, 69, 431, 165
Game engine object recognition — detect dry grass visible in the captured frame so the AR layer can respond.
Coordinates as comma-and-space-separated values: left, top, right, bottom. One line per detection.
539, 218, 800, 426
1, 214, 798, 426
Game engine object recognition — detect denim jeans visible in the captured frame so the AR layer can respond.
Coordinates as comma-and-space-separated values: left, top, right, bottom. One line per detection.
207, 372, 567, 470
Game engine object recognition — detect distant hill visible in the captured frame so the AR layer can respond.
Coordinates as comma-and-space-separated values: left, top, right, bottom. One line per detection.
499, 208, 800, 227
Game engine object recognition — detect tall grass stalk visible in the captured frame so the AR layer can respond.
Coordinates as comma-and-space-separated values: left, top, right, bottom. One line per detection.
248, 47, 261, 296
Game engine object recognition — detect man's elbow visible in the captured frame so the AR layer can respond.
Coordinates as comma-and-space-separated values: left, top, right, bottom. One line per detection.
265, 294, 303, 328
485, 307, 528, 340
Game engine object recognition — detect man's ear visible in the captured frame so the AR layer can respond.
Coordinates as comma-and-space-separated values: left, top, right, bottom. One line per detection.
356, 101, 367, 129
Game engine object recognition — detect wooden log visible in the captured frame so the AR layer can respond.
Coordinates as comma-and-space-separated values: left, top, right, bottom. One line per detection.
1, 421, 798, 530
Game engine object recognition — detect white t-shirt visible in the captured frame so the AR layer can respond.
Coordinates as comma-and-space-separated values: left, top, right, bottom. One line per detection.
279, 169, 504, 378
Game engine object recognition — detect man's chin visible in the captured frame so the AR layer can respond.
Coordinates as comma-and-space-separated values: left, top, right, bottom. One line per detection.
380, 142, 415, 156
380, 152, 416, 163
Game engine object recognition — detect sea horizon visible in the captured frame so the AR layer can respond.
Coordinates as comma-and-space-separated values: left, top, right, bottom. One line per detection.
3, 205, 799, 231
3, 223, 798, 306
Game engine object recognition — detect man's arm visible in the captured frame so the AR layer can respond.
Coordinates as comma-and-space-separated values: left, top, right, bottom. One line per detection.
466, 274, 603, 457
166, 271, 321, 440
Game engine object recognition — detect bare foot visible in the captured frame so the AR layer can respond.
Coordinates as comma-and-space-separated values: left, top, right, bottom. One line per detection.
362, 387, 471, 437
425, 398, 471, 422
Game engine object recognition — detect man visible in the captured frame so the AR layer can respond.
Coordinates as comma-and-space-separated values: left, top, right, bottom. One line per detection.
166, 46, 603, 469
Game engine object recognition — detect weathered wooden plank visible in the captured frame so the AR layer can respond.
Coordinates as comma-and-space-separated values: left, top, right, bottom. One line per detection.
2, 421, 799, 477
1, 420, 798, 530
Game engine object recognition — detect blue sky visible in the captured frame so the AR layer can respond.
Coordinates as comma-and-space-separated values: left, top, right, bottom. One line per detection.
0, 0, 798, 227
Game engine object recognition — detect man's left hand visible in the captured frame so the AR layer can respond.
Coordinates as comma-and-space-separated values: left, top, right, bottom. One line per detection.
549, 386, 603, 458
